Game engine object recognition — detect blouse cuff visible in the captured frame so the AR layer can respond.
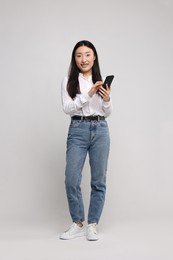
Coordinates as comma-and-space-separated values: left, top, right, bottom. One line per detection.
103, 99, 112, 107
79, 92, 91, 104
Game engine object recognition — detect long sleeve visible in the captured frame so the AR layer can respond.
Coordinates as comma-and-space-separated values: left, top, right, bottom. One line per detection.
102, 99, 113, 117
61, 76, 91, 115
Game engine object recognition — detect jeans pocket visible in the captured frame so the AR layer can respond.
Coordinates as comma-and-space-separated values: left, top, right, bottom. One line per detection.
70, 120, 81, 128
99, 120, 108, 128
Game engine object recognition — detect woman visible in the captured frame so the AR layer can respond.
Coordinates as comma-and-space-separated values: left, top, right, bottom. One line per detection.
60, 40, 113, 241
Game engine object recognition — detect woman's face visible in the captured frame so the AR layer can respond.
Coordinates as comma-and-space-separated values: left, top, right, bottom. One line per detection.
75, 46, 96, 77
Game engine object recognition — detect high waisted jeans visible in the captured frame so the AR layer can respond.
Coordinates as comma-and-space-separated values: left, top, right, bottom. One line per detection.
65, 118, 110, 224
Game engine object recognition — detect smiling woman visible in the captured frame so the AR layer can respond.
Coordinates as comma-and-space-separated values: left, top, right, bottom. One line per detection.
59, 40, 113, 241
75, 46, 96, 78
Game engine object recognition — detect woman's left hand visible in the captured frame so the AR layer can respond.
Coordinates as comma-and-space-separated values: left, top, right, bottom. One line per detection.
98, 85, 111, 102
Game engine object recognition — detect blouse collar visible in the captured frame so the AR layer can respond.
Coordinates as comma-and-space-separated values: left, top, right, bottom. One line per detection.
79, 73, 92, 82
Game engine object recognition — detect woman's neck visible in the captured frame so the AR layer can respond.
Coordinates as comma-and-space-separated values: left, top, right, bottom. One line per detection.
81, 72, 92, 79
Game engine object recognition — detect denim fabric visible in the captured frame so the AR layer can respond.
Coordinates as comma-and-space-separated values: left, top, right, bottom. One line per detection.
65, 119, 110, 224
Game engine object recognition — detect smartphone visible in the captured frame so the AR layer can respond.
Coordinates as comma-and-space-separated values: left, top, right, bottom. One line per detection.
102, 75, 114, 89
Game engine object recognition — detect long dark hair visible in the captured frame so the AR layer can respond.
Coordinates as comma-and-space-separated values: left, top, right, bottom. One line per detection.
67, 40, 102, 99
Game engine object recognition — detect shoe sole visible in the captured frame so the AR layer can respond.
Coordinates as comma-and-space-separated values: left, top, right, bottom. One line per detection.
60, 232, 85, 240
87, 238, 99, 241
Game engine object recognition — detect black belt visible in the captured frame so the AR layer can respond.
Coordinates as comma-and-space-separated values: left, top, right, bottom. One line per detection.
72, 115, 105, 121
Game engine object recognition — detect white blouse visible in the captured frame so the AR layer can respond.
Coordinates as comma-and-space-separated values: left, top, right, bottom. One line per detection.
61, 73, 112, 118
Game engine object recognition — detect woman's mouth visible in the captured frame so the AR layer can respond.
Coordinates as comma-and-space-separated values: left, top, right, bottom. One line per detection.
81, 63, 89, 68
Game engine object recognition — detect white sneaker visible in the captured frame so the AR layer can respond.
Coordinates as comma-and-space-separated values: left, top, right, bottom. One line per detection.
59, 223, 85, 240
86, 223, 99, 241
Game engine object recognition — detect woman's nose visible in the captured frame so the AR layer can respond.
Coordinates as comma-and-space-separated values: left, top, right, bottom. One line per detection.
81, 55, 86, 62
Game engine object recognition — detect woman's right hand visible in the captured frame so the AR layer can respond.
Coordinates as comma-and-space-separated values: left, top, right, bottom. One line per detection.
88, 81, 103, 97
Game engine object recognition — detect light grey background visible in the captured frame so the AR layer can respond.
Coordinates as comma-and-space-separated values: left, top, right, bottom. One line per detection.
0, 0, 173, 240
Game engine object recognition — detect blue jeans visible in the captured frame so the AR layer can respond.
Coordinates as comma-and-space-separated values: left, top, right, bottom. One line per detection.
65, 118, 110, 224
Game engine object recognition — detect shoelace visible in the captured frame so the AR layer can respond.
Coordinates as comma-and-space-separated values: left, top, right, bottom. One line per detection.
65, 223, 76, 233
87, 224, 97, 234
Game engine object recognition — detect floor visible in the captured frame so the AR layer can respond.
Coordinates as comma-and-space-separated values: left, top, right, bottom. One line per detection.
0, 220, 173, 260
